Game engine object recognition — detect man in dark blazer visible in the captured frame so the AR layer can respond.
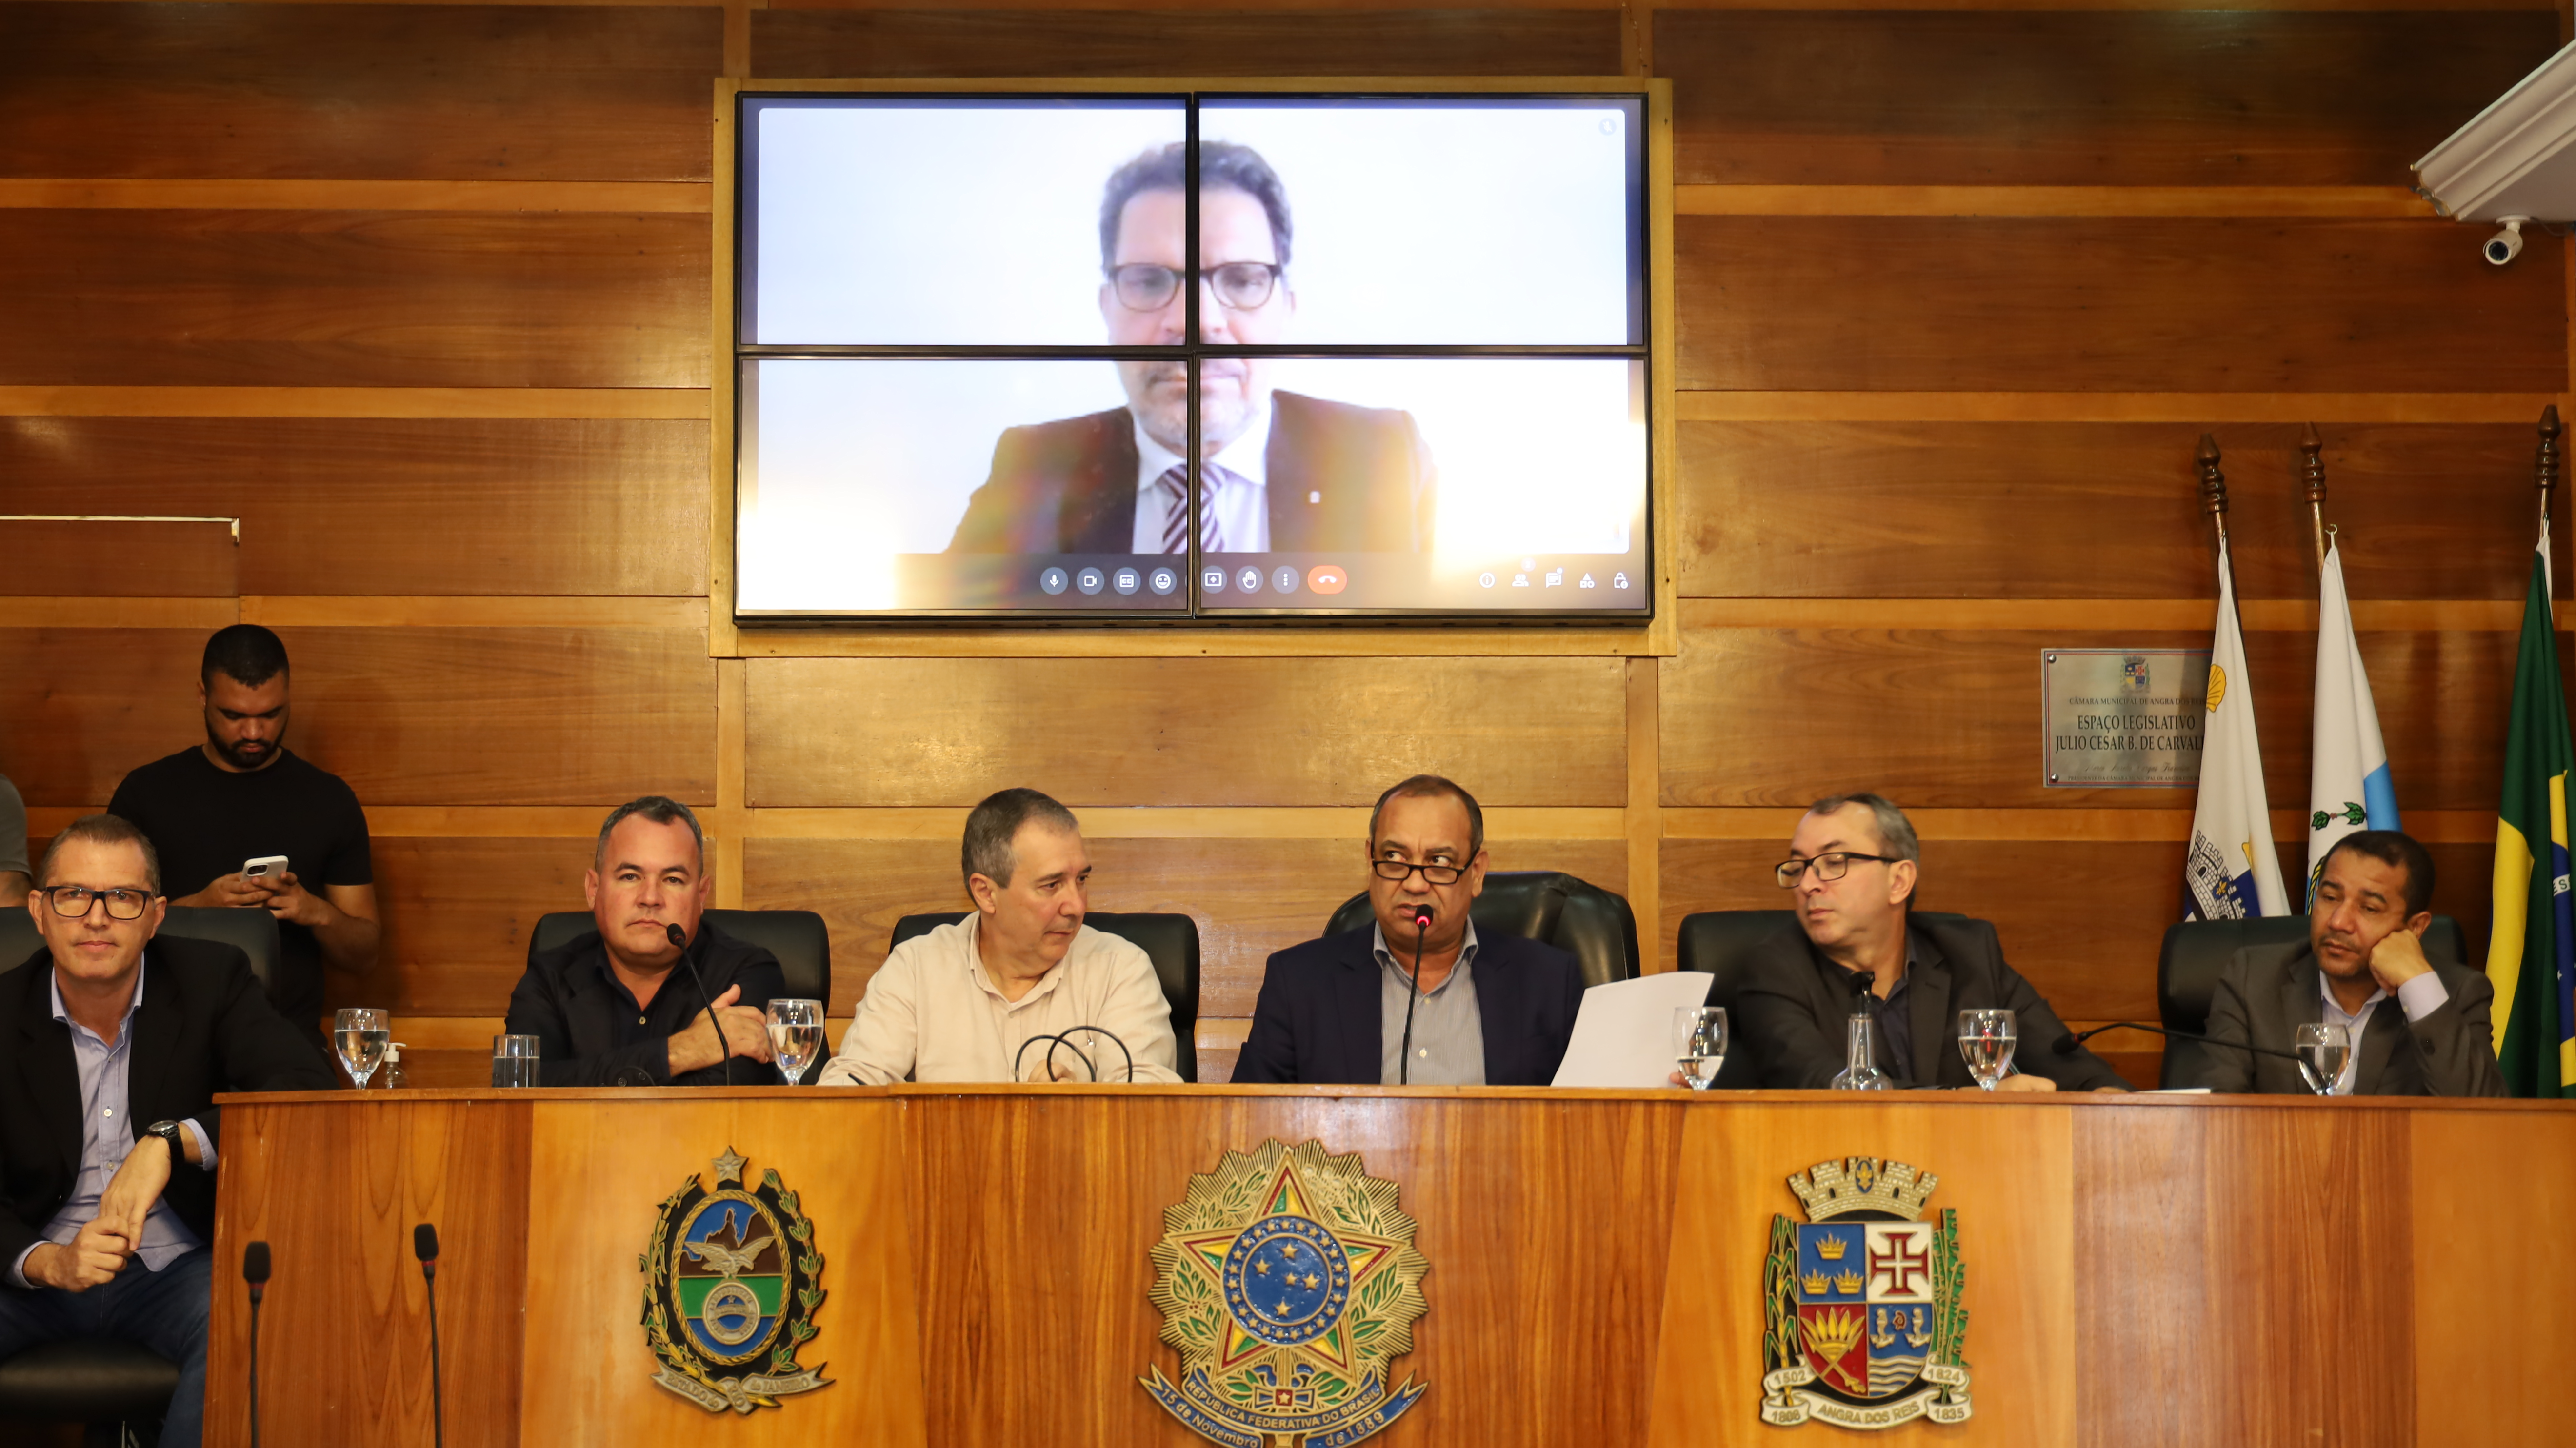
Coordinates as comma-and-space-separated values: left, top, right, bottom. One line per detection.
0, 814, 333, 1448
947, 140, 1435, 556
1733, 793, 2128, 1091
2197, 830, 2503, 1096
504, 796, 785, 1086
1234, 775, 1583, 1086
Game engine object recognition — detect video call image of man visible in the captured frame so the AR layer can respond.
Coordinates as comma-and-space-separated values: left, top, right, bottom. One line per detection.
946, 141, 1437, 557
503, 797, 785, 1087
1731, 793, 2129, 1092
1233, 775, 1584, 1087
106, 625, 378, 1056
2195, 831, 2504, 1097
818, 789, 1180, 1084
0, 815, 334, 1448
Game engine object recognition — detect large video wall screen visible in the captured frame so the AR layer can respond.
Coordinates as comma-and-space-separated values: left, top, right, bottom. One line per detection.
734, 91, 1651, 621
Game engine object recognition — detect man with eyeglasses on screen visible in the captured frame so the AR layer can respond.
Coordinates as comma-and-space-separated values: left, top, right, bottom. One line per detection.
1233, 775, 1582, 1086
945, 139, 1436, 556
1730, 793, 2128, 1092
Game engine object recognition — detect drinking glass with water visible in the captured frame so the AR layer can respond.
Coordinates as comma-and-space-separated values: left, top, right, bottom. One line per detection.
491, 1033, 541, 1089
1672, 1006, 1727, 1091
334, 1007, 390, 1089
766, 999, 825, 1084
2294, 1022, 2351, 1095
1957, 1009, 2017, 1091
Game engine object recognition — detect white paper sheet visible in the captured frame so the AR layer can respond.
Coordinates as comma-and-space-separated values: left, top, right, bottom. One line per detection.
1549, 971, 1718, 1088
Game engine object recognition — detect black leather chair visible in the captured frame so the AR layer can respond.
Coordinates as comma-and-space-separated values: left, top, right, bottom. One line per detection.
887, 912, 1202, 1083
1321, 871, 1640, 990
526, 909, 831, 1009
2154, 914, 2466, 1088
1673, 909, 1983, 1088
0, 905, 280, 998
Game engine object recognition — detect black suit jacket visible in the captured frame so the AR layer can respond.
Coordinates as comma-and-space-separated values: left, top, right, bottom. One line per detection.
0, 936, 334, 1276
2195, 940, 2505, 1096
1232, 927, 1584, 1086
945, 392, 1436, 554
504, 923, 788, 1087
1733, 916, 2128, 1091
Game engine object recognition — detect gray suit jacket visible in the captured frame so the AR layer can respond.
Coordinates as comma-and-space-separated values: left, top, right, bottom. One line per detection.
1733, 915, 2126, 1091
2196, 940, 2505, 1097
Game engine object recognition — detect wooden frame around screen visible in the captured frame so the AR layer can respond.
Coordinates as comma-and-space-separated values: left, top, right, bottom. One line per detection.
706, 76, 1678, 660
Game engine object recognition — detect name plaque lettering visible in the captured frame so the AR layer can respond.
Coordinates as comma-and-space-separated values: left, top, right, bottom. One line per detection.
2041, 649, 2210, 788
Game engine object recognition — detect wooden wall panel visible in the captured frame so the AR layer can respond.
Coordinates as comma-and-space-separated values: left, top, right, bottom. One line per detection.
0, 629, 206, 807
1676, 218, 2565, 394
0, 3, 722, 182
0, 518, 238, 597
0, 210, 707, 388
745, 835, 1625, 1023
353, 837, 596, 1017
1676, 422, 2564, 602
745, 657, 1627, 809
1658, 11, 2561, 187
0, 417, 708, 596
278, 627, 717, 805
1661, 620, 2542, 813
752, 8, 1620, 77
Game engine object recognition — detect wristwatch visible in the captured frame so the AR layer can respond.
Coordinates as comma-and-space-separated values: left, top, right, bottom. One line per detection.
142, 1119, 186, 1155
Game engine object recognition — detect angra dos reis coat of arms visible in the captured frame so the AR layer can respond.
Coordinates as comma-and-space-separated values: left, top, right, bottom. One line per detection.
1142, 1139, 1429, 1448
640, 1146, 831, 1414
1761, 1157, 1970, 1430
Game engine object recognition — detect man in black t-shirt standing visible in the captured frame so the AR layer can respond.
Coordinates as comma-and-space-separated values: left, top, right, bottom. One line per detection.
107, 625, 379, 1050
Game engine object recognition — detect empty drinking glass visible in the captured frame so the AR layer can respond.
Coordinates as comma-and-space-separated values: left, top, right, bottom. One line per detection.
491, 1033, 541, 1089
1957, 1009, 2017, 1091
1830, 1012, 1891, 1091
1672, 1006, 1728, 1091
334, 1008, 390, 1090
766, 999, 825, 1084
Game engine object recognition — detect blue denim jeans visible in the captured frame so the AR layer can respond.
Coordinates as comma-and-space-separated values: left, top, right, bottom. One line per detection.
0, 1245, 209, 1447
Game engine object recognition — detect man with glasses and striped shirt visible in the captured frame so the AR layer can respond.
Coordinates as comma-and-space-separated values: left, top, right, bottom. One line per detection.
946, 139, 1436, 556
1234, 775, 1582, 1086
1732, 793, 2129, 1093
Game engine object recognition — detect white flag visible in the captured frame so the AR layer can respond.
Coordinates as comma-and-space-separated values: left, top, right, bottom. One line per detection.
2186, 537, 2291, 920
2306, 536, 2399, 900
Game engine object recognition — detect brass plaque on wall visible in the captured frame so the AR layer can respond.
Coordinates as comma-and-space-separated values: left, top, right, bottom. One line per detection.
2042, 649, 2210, 788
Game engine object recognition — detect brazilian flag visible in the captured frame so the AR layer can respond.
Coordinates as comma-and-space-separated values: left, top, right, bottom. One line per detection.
2487, 524, 2576, 1096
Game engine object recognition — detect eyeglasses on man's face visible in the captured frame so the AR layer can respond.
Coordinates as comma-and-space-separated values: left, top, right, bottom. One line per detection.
1107, 262, 1284, 313
39, 885, 155, 921
1773, 853, 1898, 890
1372, 858, 1466, 887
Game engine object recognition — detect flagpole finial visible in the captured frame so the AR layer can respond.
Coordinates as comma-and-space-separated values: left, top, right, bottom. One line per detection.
2196, 434, 2230, 541
2301, 423, 2330, 570
2540, 405, 2562, 528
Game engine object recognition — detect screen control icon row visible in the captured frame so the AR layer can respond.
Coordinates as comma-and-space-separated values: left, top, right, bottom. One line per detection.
1202, 565, 1348, 597
1038, 566, 1181, 598
1477, 568, 1634, 591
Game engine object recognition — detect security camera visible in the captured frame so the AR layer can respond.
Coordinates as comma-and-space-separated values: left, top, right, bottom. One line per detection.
2485, 217, 2528, 266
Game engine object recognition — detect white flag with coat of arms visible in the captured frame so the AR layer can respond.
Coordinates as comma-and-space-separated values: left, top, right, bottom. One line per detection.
2306, 536, 2399, 900
2186, 537, 2291, 920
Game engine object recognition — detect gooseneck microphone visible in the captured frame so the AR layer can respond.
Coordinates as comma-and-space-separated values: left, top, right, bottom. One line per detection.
2053, 1020, 2307, 1064
415, 1224, 446, 1448
666, 921, 732, 1086
1398, 906, 1432, 1086
243, 1241, 271, 1448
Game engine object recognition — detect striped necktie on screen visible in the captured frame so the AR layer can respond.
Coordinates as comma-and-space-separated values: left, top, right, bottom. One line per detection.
1156, 463, 1229, 554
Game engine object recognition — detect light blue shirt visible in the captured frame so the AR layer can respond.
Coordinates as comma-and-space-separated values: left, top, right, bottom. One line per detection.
1374, 919, 1485, 1086
2316, 965, 2450, 1095
7, 959, 215, 1288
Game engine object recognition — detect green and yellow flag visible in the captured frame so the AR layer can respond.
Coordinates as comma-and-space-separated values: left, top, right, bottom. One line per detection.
2487, 521, 2576, 1096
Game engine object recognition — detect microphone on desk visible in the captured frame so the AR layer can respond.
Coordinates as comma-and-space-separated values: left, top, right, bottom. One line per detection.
1398, 906, 1432, 1087
667, 921, 731, 1087
415, 1225, 446, 1448
2053, 1021, 2307, 1065
243, 1241, 271, 1448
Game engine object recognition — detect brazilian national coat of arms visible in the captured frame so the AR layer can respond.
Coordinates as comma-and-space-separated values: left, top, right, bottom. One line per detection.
639, 1147, 831, 1414
1141, 1139, 1430, 1447
1761, 1157, 1970, 1430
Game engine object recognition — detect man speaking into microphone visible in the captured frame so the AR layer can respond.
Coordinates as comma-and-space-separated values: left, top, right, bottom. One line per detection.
1235, 775, 1581, 1086
503, 797, 781, 1086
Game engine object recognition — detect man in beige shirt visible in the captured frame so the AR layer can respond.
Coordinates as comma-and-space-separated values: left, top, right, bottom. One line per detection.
818, 788, 1179, 1084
